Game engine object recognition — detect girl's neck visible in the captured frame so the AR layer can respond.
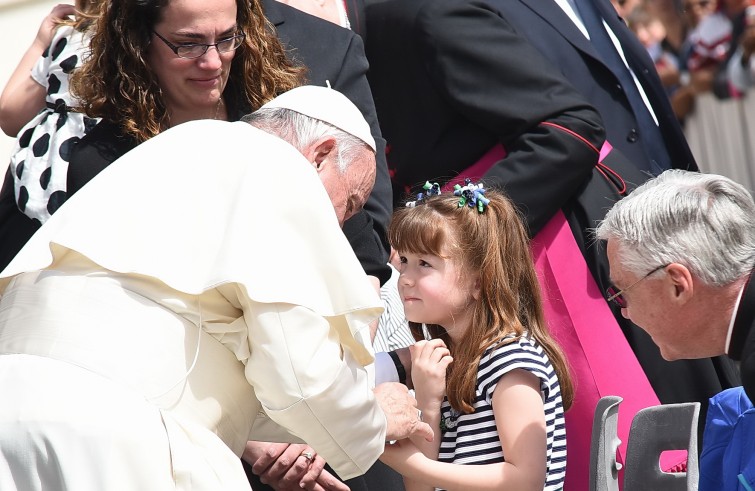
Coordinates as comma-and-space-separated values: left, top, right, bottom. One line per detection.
441, 314, 474, 345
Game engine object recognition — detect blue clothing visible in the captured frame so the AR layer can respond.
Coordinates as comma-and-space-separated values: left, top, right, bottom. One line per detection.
700, 387, 755, 491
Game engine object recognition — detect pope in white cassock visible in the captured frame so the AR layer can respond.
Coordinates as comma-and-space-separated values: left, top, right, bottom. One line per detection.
0, 86, 425, 490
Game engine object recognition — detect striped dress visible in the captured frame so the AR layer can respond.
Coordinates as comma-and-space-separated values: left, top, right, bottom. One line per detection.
437, 334, 567, 490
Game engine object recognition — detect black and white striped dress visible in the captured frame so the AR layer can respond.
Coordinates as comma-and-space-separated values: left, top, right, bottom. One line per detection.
437, 333, 567, 490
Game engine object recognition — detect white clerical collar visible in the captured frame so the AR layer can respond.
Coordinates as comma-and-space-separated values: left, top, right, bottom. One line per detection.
725, 282, 746, 355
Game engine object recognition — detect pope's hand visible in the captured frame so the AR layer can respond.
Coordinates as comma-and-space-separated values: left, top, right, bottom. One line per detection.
374, 382, 434, 442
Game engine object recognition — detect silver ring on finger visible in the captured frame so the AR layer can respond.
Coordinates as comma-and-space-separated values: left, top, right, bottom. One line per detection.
300, 450, 315, 463
417, 409, 423, 422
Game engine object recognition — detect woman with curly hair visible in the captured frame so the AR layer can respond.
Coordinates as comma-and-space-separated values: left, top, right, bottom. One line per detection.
0, 0, 304, 271
64, 0, 304, 188
70, 0, 303, 142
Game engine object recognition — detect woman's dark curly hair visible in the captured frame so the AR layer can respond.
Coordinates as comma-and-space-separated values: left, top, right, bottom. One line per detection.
70, 0, 304, 142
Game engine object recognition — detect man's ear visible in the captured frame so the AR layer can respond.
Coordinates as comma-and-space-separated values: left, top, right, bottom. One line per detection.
666, 263, 694, 303
304, 136, 337, 172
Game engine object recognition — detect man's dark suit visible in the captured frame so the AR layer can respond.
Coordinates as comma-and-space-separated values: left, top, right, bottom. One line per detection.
491, 0, 693, 175
366, 0, 607, 235
366, 0, 739, 485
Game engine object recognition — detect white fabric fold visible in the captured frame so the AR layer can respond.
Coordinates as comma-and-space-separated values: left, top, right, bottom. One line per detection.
0, 120, 386, 482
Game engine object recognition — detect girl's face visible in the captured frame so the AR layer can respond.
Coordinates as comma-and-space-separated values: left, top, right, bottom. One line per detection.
147, 0, 238, 125
397, 247, 479, 342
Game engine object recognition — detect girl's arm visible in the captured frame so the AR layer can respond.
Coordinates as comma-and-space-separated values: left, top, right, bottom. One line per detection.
0, 4, 76, 137
404, 340, 452, 491
381, 368, 547, 491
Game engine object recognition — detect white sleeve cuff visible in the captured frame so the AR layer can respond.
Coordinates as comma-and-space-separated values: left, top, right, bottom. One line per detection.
374, 351, 399, 385
727, 46, 754, 92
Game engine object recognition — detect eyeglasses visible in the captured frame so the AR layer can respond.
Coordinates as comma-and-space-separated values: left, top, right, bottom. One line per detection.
606, 263, 669, 309
152, 31, 245, 59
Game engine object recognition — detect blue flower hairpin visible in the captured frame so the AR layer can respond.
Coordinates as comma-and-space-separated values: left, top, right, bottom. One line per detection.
406, 181, 441, 208
454, 179, 490, 213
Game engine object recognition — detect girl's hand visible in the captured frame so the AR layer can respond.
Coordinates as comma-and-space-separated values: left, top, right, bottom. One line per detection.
35, 4, 77, 49
410, 340, 452, 407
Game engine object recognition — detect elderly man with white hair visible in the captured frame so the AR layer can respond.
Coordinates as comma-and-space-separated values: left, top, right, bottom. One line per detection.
0, 86, 431, 491
595, 169, 755, 403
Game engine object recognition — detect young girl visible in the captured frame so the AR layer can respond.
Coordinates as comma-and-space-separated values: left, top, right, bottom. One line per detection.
0, 1, 100, 222
382, 182, 573, 491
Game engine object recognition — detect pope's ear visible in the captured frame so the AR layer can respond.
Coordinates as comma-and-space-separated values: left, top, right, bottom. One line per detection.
308, 137, 337, 171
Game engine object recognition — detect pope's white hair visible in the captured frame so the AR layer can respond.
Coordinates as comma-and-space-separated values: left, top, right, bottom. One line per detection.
595, 169, 755, 286
242, 107, 373, 173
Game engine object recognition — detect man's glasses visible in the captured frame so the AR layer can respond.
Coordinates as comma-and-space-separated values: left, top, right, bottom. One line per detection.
152, 31, 246, 59
606, 263, 669, 309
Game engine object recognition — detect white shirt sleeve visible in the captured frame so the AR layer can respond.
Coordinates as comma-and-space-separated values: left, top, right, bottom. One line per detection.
241, 297, 387, 480
374, 351, 399, 384
727, 45, 755, 93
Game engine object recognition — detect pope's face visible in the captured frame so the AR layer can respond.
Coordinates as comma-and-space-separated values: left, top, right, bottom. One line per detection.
319, 151, 376, 226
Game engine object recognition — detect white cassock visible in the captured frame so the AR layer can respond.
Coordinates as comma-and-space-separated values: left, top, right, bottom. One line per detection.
0, 120, 385, 490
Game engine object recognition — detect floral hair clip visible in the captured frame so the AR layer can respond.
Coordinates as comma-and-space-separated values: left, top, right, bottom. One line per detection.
406, 181, 441, 208
454, 179, 490, 213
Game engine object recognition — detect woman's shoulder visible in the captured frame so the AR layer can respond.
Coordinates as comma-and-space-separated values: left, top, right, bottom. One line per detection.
66, 121, 138, 196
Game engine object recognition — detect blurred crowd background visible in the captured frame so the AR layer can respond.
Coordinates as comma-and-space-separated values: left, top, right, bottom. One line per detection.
619, 0, 755, 190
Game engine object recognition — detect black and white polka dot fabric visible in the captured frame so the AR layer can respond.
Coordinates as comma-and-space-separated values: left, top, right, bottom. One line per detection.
9, 25, 99, 223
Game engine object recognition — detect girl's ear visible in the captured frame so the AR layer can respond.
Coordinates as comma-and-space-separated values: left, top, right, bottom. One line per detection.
472, 276, 482, 300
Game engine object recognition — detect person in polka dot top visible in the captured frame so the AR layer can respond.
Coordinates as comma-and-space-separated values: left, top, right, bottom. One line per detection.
0, 1, 101, 223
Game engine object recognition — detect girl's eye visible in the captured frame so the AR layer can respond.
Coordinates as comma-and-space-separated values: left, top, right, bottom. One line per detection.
399, 256, 407, 264
419, 260, 431, 267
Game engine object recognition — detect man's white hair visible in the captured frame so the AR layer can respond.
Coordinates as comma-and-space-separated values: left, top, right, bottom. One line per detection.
595, 169, 755, 286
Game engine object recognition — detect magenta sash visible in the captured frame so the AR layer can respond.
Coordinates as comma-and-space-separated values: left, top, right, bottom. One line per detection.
445, 145, 685, 490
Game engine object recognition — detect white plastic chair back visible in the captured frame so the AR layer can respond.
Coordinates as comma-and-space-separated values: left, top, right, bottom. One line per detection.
623, 402, 700, 491
589, 395, 623, 491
